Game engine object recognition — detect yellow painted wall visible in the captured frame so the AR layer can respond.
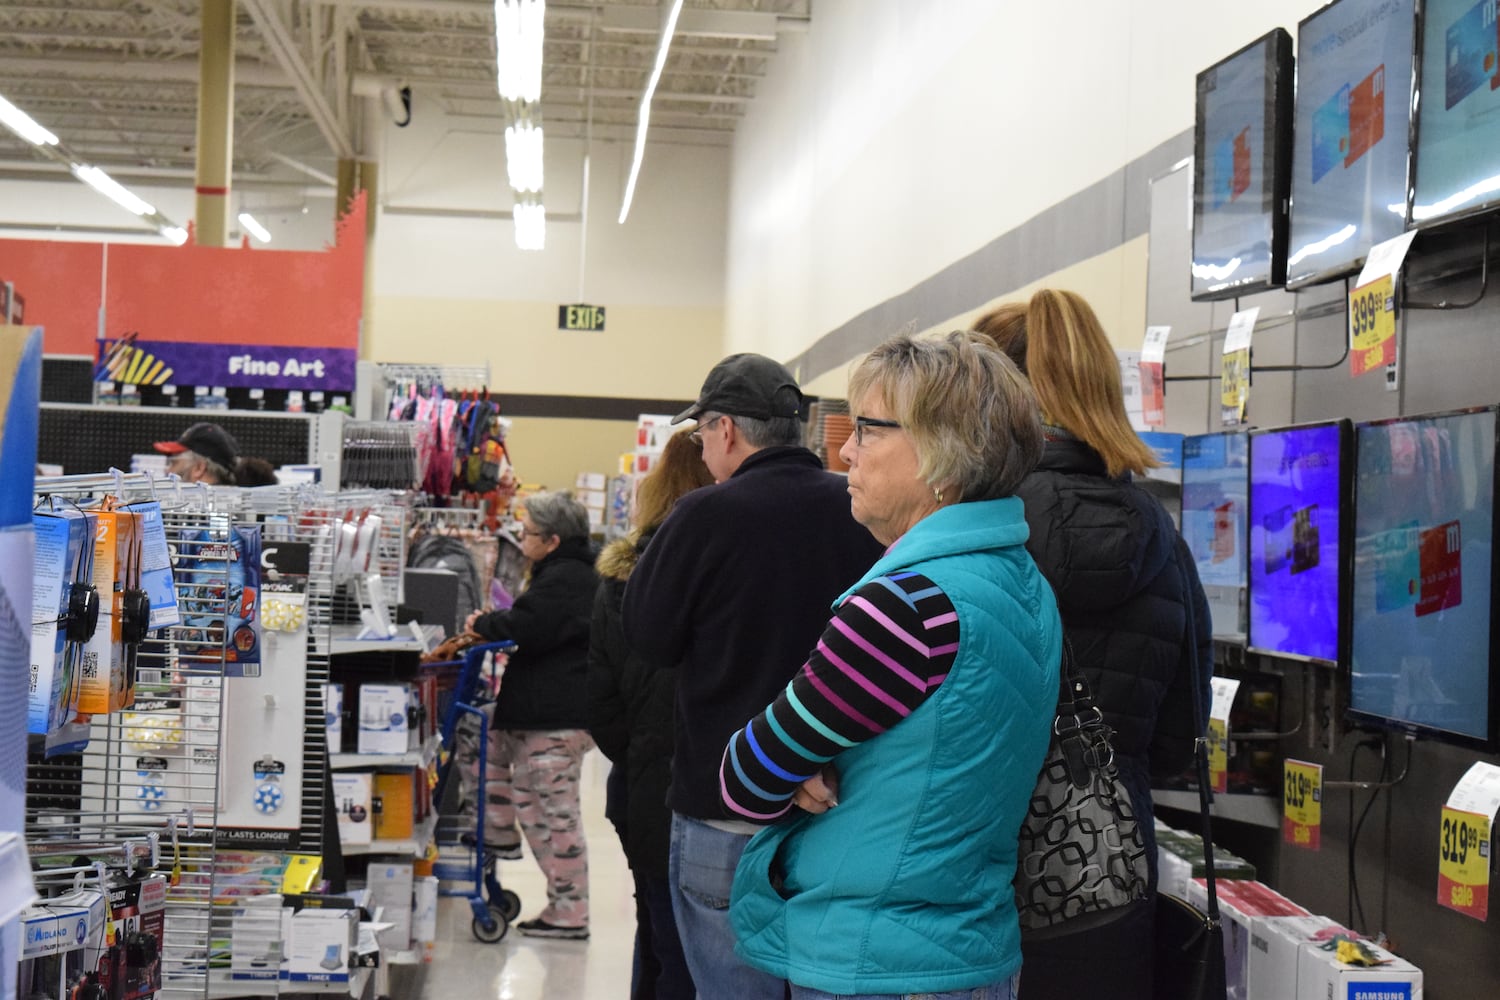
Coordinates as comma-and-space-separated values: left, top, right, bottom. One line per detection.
803, 235, 1151, 398
368, 295, 722, 489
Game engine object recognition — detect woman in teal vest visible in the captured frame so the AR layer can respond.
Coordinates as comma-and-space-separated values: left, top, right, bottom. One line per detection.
720, 330, 1063, 999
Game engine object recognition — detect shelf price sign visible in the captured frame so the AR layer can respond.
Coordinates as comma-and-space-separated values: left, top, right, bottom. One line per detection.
1437, 807, 1490, 920
1283, 759, 1323, 850
1207, 677, 1240, 794
1348, 273, 1396, 377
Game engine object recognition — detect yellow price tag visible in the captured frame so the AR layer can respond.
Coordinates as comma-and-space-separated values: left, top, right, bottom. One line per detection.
1283, 759, 1323, 850
1438, 806, 1490, 920
1207, 718, 1229, 794
1348, 274, 1396, 377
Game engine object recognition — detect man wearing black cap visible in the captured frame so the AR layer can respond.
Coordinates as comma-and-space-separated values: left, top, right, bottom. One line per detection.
622, 354, 881, 998
153, 422, 240, 485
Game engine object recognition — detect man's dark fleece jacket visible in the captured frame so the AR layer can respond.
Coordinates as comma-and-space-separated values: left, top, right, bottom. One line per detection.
473, 534, 599, 731
621, 445, 882, 821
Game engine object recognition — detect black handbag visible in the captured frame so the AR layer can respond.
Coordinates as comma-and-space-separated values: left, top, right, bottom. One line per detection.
1152, 563, 1227, 1000
1015, 639, 1149, 938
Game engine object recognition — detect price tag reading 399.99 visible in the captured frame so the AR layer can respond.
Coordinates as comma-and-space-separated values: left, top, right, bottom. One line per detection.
1437, 806, 1491, 920
1349, 273, 1396, 378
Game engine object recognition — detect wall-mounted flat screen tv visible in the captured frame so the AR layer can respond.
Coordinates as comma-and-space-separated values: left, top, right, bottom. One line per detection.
1182, 431, 1250, 638
1411, 0, 1500, 228
1287, 0, 1418, 287
1349, 406, 1498, 749
1191, 29, 1295, 300
1247, 420, 1352, 664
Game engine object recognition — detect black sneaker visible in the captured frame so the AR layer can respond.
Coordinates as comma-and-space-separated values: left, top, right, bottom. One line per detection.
485, 840, 523, 861
516, 918, 589, 940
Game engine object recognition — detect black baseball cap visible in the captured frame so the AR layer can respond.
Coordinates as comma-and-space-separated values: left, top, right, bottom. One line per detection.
154, 422, 240, 471
672, 353, 806, 425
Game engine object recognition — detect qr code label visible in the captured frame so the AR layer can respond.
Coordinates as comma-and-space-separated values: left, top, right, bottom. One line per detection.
82, 651, 99, 680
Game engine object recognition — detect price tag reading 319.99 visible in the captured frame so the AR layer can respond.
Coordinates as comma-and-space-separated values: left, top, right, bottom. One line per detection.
1437, 806, 1490, 920
1283, 759, 1323, 850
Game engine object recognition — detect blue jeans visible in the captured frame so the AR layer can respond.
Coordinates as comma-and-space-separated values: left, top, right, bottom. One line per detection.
791, 972, 1021, 1000
668, 813, 786, 1000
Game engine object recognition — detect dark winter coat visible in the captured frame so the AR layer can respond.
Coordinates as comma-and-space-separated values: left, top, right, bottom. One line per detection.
473, 534, 599, 730
588, 528, 675, 877
1015, 436, 1212, 881
621, 446, 884, 820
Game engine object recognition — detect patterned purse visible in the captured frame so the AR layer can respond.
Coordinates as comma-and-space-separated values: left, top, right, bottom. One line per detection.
1014, 640, 1148, 938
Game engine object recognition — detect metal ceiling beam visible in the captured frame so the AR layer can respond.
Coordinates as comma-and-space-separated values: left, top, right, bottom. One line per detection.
315, 0, 806, 38
0, 56, 289, 87
243, 0, 356, 159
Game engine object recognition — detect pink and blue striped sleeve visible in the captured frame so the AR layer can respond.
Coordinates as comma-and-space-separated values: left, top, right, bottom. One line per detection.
719, 571, 960, 821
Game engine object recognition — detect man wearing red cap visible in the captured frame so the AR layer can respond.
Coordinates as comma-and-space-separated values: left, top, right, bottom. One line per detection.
153, 422, 240, 485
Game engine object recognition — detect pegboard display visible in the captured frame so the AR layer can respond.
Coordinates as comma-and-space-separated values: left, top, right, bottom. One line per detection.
40, 355, 94, 404
38, 402, 315, 476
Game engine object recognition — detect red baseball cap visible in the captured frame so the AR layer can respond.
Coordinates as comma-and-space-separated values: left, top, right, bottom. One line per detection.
153, 422, 240, 471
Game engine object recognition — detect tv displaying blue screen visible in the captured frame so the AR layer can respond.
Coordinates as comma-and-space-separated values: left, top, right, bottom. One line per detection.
1350, 407, 1498, 748
1248, 421, 1351, 663
1182, 431, 1250, 637
1192, 29, 1295, 300
1412, 0, 1500, 227
1287, 0, 1417, 287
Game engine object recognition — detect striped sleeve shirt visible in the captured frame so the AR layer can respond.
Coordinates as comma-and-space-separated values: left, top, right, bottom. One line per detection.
719, 571, 960, 821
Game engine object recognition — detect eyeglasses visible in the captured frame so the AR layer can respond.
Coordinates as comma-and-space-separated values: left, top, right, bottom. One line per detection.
688, 415, 724, 446
519, 526, 548, 540
853, 416, 902, 446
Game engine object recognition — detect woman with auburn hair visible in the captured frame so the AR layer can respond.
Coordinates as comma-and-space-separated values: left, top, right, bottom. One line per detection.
589, 429, 714, 999
974, 289, 1212, 1000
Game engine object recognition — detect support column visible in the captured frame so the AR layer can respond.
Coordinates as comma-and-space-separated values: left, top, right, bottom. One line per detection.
195, 0, 236, 247
338, 158, 379, 358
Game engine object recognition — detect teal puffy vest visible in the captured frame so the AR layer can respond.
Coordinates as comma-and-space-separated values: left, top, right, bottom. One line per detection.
730, 498, 1062, 994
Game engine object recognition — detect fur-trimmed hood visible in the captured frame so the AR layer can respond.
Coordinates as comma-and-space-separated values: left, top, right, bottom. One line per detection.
596, 529, 651, 583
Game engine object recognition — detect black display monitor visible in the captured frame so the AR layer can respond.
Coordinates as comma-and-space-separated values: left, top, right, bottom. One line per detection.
1191, 29, 1295, 300
1287, 0, 1418, 288
1182, 431, 1250, 638
1247, 420, 1353, 664
1349, 406, 1499, 749
1411, 0, 1500, 228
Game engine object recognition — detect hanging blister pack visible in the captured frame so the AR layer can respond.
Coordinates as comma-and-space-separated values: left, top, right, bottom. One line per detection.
261, 541, 311, 635
122, 500, 180, 631
134, 756, 169, 813
252, 758, 286, 816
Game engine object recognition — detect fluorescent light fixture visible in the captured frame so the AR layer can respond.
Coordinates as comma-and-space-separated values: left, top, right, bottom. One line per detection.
160, 225, 189, 246
71, 163, 156, 217
514, 198, 546, 250
618, 0, 684, 224
504, 121, 544, 194
0, 93, 59, 146
495, 0, 545, 104
238, 212, 272, 244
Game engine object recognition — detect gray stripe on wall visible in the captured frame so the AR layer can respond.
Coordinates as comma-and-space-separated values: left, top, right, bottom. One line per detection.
787, 128, 1194, 384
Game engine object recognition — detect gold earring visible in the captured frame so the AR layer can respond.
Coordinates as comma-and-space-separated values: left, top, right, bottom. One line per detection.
933, 486, 944, 504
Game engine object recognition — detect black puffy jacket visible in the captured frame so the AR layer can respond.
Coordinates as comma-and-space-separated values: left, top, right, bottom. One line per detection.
1016, 437, 1212, 846
588, 528, 675, 878
473, 535, 599, 730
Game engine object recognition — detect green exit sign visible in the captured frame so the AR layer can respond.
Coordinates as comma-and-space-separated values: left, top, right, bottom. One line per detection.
558, 304, 606, 331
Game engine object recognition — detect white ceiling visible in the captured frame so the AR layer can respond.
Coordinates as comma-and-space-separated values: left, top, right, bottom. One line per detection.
0, 0, 811, 190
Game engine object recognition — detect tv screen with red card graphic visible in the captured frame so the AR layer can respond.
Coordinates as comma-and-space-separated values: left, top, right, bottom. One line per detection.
1350, 406, 1499, 749
1191, 29, 1294, 300
1288, 0, 1418, 287
1183, 431, 1250, 639
1412, 0, 1500, 228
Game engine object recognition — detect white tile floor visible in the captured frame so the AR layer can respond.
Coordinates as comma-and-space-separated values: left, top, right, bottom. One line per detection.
392, 750, 637, 1000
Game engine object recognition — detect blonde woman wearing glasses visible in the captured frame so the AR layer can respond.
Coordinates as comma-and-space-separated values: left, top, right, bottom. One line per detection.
720, 330, 1062, 1000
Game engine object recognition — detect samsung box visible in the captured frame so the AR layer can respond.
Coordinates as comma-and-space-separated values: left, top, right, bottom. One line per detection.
1297, 936, 1423, 1000
1248, 914, 1351, 1000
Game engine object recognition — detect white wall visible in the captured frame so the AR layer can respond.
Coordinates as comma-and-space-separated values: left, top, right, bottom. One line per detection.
725, 0, 1319, 368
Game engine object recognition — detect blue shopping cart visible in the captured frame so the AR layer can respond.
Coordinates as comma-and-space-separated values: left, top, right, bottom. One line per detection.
428, 640, 523, 942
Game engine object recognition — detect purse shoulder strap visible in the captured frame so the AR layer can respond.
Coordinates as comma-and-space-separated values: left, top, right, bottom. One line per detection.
1179, 559, 1221, 925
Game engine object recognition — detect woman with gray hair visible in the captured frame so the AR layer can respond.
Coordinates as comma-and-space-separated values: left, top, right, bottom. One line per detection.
466, 490, 599, 939
720, 330, 1062, 999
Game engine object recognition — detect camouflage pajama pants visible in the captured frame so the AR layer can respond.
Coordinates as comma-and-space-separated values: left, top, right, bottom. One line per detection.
499, 728, 595, 927
478, 728, 518, 845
